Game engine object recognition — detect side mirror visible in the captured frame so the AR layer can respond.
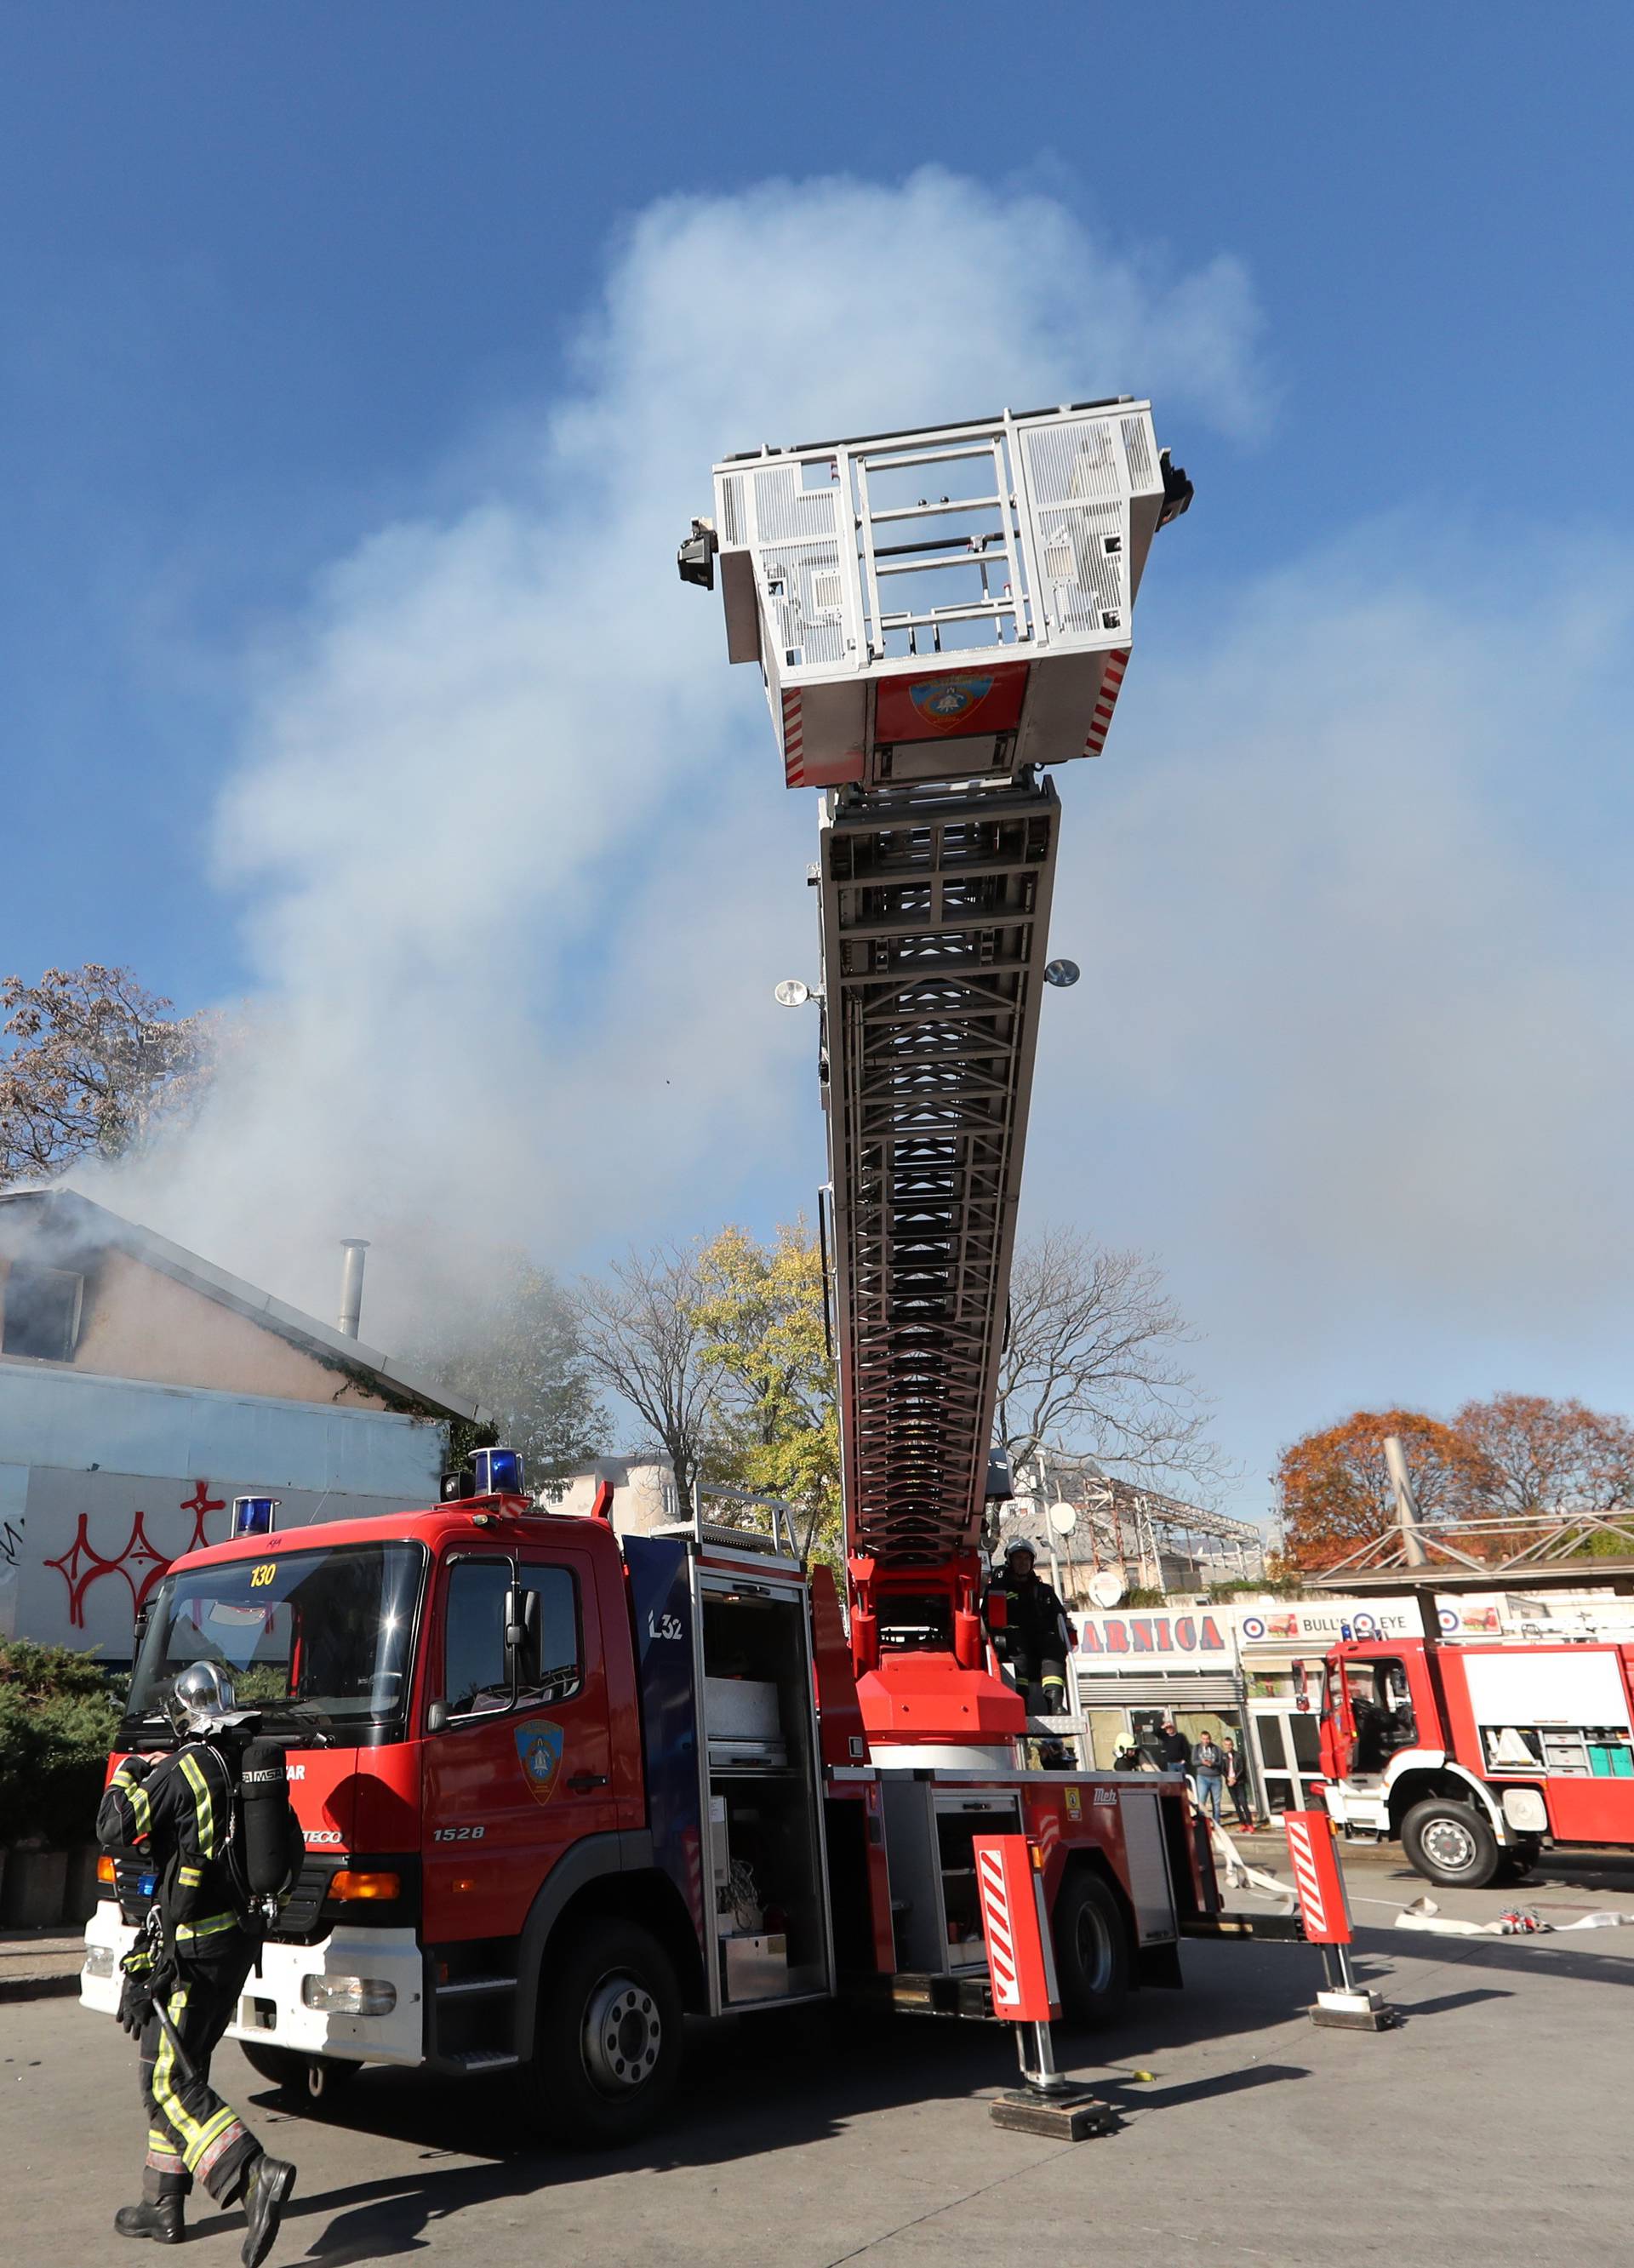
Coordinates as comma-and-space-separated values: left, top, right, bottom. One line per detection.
427, 1700, 448, 1734
504, 1585, 542, 1688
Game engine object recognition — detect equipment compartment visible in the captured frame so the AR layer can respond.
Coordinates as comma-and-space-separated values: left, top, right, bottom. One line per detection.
700, 1577, 832, 2006
878, 1780, 1022, 1976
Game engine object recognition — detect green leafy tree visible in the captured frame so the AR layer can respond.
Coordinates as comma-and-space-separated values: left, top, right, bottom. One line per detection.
694, 1222, 840, 1560
0, 1640, 121, 1848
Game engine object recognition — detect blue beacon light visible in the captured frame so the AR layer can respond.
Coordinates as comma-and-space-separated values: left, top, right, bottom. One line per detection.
232, 1496, 280, 1539
471, 1448, 525, 1497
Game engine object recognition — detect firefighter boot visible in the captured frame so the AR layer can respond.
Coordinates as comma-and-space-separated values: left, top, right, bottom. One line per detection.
239, 2151, 296, 2268
113, 2198, 186, 2242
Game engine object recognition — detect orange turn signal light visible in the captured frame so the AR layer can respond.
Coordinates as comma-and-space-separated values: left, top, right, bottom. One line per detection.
97, 1854, 117, 1885
329, 1870, 401, 1902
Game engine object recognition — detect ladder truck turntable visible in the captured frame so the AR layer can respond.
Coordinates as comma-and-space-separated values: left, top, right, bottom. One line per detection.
84, 398, 1239, 2142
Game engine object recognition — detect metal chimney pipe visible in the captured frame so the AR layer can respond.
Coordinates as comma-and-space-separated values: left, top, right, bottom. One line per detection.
336, 1239, 370, 1339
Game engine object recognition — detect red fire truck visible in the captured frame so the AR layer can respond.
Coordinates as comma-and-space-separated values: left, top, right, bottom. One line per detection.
83, 398, 1231, 2134
83, 1479, 1222, 2138
1315, 1632, 1634, 1888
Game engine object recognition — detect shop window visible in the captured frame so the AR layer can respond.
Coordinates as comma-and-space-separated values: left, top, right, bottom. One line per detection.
1, 1265, 83, 1363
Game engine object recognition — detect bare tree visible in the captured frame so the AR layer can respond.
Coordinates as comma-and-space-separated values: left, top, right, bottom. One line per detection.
574, 1243, 729, 1513
994, 1226, 1228, 1496
1453, 1392, 1634, 1520
0, 964, 214, 1186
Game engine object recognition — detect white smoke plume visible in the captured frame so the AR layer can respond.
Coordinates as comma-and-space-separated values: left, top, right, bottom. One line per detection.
83, 164, 1634, 1512
89, 169, 1265, 1341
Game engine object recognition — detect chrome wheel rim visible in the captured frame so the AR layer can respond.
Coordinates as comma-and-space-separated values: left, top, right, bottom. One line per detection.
1422, 1815, 1479, 1875
581, 1974, 661, 2094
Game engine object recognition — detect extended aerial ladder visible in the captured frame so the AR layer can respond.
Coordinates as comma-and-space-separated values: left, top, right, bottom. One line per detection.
683, 400, 1191, 1763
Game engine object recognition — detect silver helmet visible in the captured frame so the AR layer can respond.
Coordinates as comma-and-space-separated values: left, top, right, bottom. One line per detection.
163, 1660, 243, 1739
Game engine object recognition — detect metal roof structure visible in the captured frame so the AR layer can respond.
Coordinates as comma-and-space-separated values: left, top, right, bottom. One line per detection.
1311, 1508, 1634, 1595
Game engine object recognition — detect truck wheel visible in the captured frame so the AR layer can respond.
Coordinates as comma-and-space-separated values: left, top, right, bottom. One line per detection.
524, 1917, 682, 2146
1052, 1869, 1130, 2026
1401, 1797, 1500, 1888
237, 2042, 361, 2104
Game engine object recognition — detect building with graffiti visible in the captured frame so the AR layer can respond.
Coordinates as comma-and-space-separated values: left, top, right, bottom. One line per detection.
0, 1188, 477, 1662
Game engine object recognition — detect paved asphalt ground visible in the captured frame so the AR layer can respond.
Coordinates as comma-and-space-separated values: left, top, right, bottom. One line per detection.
7, 1844, 1632, 2268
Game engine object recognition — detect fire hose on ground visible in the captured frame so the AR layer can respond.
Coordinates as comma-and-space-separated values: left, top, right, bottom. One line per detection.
1203, 1814, 1634, 1939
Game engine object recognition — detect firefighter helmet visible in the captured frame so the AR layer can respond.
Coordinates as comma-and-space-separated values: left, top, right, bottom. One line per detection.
163, 1660, 244, 1739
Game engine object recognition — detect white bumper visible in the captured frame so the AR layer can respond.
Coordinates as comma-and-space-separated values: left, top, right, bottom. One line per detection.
80, 1900, 135, 2014
79, 1900, 425, 2066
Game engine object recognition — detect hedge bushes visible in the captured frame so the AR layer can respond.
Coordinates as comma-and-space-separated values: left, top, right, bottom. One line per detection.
0, 1639, 122, 1848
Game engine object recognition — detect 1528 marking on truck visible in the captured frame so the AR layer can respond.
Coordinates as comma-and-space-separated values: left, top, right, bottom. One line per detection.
432, 1825, 487, 1842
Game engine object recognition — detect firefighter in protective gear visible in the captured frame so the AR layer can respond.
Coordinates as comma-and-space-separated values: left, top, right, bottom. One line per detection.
984, 1540, 1071, 1711
98, 1662, 296, 2264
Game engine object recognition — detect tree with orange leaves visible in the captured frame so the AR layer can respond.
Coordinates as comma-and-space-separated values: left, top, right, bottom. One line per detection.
1274, 1408, 1488, 1572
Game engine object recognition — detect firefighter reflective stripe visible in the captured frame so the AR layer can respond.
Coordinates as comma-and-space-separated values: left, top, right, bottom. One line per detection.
151, 1990, 237, 2171
111, 1761, 152, 1842
145, 2128, 186, 2177
179, 1751, 215, 1856
151, 1990, 191, 2151
177, 1865, 203, 1888
175, 1911, 237, 1944
186, 2105, 241, 2168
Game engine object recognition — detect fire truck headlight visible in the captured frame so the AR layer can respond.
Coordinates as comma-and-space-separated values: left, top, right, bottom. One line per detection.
301, 1974, 397, 2016
83, 1946, 117, 1980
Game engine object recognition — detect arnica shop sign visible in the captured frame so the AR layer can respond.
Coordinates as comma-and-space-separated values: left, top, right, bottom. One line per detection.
1075, 1613, 1228, 1656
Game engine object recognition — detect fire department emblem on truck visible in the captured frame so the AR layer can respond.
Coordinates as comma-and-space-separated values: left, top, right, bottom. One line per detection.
516, 1720, 564, 1804
909, 675, 994, 730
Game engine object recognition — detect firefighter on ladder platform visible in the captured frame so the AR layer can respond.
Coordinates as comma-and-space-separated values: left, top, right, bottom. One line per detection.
986, 1540, 1071, 1715
96, 1662, 296, 2264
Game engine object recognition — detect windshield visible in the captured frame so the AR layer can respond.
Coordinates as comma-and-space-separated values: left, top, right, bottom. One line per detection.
126, 1541, 425, 1740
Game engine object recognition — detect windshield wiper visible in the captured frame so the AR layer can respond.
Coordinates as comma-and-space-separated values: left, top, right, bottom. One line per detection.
254, 1702, 336, 1747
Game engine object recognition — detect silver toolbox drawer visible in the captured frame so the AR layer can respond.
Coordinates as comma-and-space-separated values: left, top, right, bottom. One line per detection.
722, 1932, 788, 2003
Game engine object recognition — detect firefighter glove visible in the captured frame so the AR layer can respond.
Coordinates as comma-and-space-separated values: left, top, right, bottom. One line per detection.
117, 1944, 156, 2037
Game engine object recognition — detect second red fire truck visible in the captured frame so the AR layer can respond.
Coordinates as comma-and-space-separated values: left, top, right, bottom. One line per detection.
1315, 1626, 1634, 1888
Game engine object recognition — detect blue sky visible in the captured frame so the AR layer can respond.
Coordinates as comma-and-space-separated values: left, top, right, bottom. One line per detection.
5, 7, 1633, 1519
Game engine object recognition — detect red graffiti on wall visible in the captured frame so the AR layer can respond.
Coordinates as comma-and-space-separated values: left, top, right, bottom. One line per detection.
44, 1482, 226, 1629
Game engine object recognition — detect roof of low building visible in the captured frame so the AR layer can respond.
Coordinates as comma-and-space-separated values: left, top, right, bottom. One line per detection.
0, 1185, 481, 1425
